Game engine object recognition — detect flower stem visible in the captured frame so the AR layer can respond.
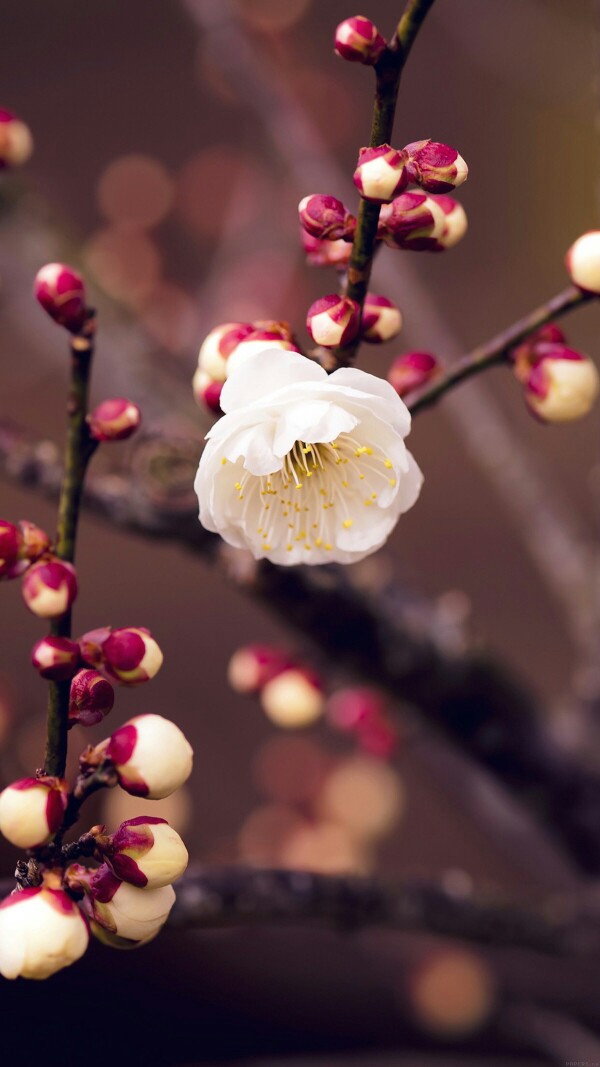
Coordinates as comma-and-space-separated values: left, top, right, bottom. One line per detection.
331, 0, 437, 368
408, 286, 591, 416
44, 315, 98, 778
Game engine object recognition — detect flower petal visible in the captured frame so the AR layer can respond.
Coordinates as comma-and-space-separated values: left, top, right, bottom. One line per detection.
220, 349, 326, 414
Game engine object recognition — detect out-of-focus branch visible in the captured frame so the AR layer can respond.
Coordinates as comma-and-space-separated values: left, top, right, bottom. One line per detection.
332, 0, 437, 368
3, 421, 600, 876
409, 286, 591, 416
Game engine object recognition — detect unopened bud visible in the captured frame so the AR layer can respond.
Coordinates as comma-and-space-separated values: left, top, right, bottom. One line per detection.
103, 816, 188, 889
0, 108, 33, 169
306, 294, 360, 347
429, 195, 468, 250
388, 351, 439, 396
0, 519, 22, 579
566, 231, 600, 295
31, 636, 80, 681
106, 713, 193, 799
17, 520, 51, 563
404, 139, 468, 193
78, 864, 175, 946
197, 322, 254, 381
0, 776, 68, 849
228, 644, 291, 694
101, 627, 163, 685
519, 344, 599, 423
0, 885, 88, 979
69, 669, 115, 727
361, 293, 402, 343
326, 687, 384, 732
298, 195, 356, 241
353, 145, 409, 203
78, 626, 112, 669
379, 191, 446, 249
260, 668, 324, 729
334, 17, 387, 65
21, 558, 78, 619
302, 231, 353, 268
88, 398, 141, 442
34, 263, 87, 333
192, 367, 223, 413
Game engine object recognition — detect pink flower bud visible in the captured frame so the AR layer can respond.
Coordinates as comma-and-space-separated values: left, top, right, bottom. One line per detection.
197, 322, 254, 381
0, 776, 68, 849
21, 558, 78, 619
103, 816, 188, 889
192, 367, 223, 413
334, 16, 387, 65
326, 687, 384, 732
34, 263, 87, 333
88, 398, 141, 442
306, 294, 360, 347
227, 644, 291, 694
379, 191, 446, 249
31, 636, 80, 681
518, 344, 600, 423
353, 145, 409, 203
566, 231, 600, 294
106, 713, 193, 799
17, 519, 51, 563
429, 195, 468, 250
361, 293, 403, 344
0, 885, 88, 979
0, 519, 22, 578
298, 195, 356, 242
78, 626, 112, 669
101, 627, 163, 685
404, 139, 468, 193
260, 668, 324, 729
302, 231, 353, 269
76, 864, 175, 946
69, 669, 115, 727
388, 351, 439, 396
0, 108, 33, 169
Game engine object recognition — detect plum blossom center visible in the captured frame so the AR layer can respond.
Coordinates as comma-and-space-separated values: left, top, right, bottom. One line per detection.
227, 432, 397, 555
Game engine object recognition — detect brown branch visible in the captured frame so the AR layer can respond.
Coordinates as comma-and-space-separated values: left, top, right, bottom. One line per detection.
409, 285, 591, 416
331, 0, 437, 369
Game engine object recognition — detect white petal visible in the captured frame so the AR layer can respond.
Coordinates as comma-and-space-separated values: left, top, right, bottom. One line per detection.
328, 366, 412, 437
273, 401, 358, 456
220, 349, 326, 414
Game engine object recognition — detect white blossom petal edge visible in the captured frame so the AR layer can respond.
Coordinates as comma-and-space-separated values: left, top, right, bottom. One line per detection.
194, 349, 423, 565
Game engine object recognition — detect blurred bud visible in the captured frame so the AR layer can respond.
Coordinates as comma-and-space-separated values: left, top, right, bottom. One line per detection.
326, 686, 384, 732
518, 343, 599, 423
192, 367, 223, 413
103, 816, 188, 889
379, 191, 446, 249
566, 231, 600, 294
334, 16, 386, 65
18, 520, 51, 563
361, 293, 402, 343
357, 714, 398, 759
0, 108, 33, 169
77, 864, 175, 946
407, 948, 496, 1037
228, 644, 291, 694
353, 145, 409, 204
306, 294, 360, 347
88, 398, 141, 442
429, 195, 468, 250
0, 520, 22, 579
0, 885, 88, 979
318, 755, 403, 839
0, 776, 68, 849
99, 627, 163, 686
404, 139, 468, 193
197, 322, 254, 381
21, 558, 78, 619
106, 713, 193, 799
31, 636, 80, 681
34, 263, 87, 333
302, 231, 352, 268
298, 195, 356, 241
69, 669, 115, 727
228, 330, 301, 373
260, 668, 324, 729
388, 351, 439, 396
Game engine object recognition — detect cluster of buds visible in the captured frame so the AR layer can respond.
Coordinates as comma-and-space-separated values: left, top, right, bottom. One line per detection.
334, 16, 387, 65
78, 625, 163, 686
0, 108, 33, 169
388, 351, 440, 397
326, 687, 399, 759
228, 644, 324, 728
511, 324, 599, 423
193, 320, 300, 413
352, 140, 467, 205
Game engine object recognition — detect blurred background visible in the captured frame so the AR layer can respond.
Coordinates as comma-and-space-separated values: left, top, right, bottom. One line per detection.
0, 0, 599, 1063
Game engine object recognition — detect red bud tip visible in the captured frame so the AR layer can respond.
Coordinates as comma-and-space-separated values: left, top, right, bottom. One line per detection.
334, 17, 387, 65
404, 139, 468, 193
388, 352, 439, 397
306, 294, 360, 347
34, 263, 87, 333
88, 398, 141, 441
193, 368, 223, 413
0, 520, 23, 579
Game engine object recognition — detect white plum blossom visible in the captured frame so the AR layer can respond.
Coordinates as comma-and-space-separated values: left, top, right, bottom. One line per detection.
195, 349, 423, 565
